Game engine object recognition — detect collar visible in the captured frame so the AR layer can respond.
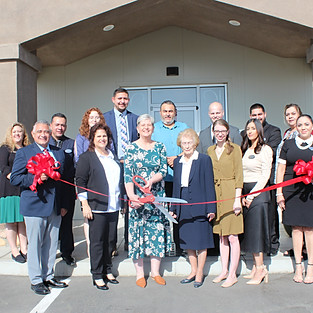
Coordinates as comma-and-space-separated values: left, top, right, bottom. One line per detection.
95, 148, 114, 159
114, 108, 127, 118
179, 150, 199, 164
161, 121, 177, 129
35, 143, 51, 152
295, 135, 313, 150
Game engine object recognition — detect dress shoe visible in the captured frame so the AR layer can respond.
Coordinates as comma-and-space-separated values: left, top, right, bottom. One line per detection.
106, 276, 119, 284
62, 255, 76, 266
44, 278, 68, 288
246, 265, 268, 285
221, 278, 238, 288
180, 276, 196, 284
93, 279, 109, 290
11, 253, 26, 264
194, 281, 203, 288
151, 275, 166, 285
31, 283, 50, 295
212, 272, 229, 283
136, 277, 147, 288
20, 251, 27, 261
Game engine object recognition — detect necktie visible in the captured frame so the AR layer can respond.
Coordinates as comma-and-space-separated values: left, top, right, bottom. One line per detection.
56, 140, 62, 148
120, 114, 128, 154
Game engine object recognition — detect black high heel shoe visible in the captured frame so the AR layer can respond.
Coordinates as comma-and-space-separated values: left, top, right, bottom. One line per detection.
93, 279, 109, 290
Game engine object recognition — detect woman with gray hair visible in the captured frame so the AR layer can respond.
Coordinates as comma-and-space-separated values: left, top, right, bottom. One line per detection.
124, 114, 171, 288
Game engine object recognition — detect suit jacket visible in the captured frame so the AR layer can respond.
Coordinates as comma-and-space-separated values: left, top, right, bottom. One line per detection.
10, 143, 65, 217
103, 109, 139, 157
171, 153, 216, 220
75, 150, 123, 212
197, 124, 242, 154
49, 135, 76, 210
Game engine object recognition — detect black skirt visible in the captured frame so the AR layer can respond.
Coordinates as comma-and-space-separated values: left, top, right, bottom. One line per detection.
241, 182, 270, 254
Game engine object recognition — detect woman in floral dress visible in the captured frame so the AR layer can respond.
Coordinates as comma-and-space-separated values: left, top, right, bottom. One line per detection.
124, 114, 171, 288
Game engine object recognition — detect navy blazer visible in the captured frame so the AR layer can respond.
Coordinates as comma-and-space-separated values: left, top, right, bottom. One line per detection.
10, 143, 65, 217
75, 150, 123, 212
171, 153, 216, 220
103, 109, 139, 156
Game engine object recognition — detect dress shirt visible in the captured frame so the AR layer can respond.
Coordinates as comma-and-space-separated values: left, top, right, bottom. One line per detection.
152, 120, 188, 181
35, 143, 57, 162
78, 149, 120, 213
179, 150, 199, 187
114, 108, 130, 159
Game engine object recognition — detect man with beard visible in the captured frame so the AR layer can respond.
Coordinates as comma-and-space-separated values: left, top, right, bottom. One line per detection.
152, 100, 188, 256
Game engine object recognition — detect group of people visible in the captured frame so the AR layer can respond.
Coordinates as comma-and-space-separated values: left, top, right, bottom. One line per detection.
1, 86, 312, 295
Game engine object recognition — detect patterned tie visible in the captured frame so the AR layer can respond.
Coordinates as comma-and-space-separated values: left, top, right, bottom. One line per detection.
120, 114, 128, 154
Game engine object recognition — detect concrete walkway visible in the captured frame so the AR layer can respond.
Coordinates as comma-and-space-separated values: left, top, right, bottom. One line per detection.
0, 215, 299, 277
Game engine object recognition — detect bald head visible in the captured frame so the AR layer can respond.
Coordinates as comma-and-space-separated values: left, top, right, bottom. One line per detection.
208, 102, 224, 123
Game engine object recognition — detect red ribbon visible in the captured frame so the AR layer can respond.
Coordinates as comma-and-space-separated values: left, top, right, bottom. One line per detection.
293, 157, 313, 185
26, 150, 61, 192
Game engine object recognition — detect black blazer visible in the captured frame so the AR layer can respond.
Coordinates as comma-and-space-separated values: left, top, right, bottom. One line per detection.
75, 150, 123, 212
171, 153, 216, 221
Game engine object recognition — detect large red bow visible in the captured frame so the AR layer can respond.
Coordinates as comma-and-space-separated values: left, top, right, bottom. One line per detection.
26, 150, 61, 192
293, 157, 313, 185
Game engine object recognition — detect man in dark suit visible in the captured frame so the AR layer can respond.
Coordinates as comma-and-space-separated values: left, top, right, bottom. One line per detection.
49, 113, 76, 266
197, 101, 242, 154
103, 88, 139, 251
11, 121, 68, 295
248, 103, 282, 255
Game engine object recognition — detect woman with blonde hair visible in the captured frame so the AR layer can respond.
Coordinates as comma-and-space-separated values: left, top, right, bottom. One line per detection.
0, 122, 30, 263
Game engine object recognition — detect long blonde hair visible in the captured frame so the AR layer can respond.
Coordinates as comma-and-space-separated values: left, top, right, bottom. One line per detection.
2, 122, 30, 152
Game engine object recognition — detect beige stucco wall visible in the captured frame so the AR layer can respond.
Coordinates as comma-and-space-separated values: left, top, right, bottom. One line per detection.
0, 0, 133, 43
37, 26, 313, 138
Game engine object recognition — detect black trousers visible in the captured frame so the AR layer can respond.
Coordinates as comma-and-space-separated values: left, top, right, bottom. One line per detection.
88, 211, 118, 280
59, 196, 76, 257
268, 189, 280, 253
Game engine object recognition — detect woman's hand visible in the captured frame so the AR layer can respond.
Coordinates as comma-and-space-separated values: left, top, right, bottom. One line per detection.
169, 211, 177, 219
242, 197, 252, 208
207, 213, 215, 221
129, 195, 144, 209
6, 173, 11, 180
143, 179, 153, 192
82, 204, 93, 219
277, 194, 285, 211
233, 199, 242, 216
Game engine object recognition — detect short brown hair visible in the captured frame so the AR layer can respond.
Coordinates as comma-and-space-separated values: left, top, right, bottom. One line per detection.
88, 123, 112, 152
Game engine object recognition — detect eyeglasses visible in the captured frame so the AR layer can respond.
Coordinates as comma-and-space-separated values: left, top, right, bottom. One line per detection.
213, 130, 227, 134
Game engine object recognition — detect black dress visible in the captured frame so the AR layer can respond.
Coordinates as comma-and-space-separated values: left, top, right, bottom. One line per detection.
280, 138, 313, 228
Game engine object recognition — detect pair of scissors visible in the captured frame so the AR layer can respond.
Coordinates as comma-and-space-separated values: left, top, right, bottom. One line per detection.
132, 175, 188, 224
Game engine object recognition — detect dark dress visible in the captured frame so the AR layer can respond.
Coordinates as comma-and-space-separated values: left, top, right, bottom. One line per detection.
172, 153, 216, 250
0, 145, 22, 223
280, 138, 313, 228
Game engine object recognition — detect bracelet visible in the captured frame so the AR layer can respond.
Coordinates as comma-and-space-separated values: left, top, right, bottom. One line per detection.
276, 193, 283, 196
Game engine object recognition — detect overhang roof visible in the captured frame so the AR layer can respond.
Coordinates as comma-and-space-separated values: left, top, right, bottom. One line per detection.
22, 0, 313, 66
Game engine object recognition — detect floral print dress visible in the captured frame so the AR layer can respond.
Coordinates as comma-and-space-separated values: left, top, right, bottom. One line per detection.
124, 141, 171, 259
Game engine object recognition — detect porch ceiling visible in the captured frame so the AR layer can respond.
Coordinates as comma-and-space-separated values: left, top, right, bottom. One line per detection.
22, 0, 313, 66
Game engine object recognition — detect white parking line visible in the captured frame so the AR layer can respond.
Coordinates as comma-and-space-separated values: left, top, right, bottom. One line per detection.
29, 279, 70, 313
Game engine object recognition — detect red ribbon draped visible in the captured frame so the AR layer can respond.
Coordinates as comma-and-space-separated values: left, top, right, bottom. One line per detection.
26, 150, 61, 192
293, 157, 313, 185
26, 153, 313, 205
